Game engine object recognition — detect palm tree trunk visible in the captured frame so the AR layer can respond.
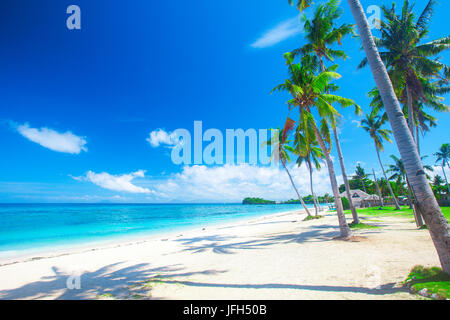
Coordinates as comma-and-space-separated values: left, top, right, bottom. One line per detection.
405, 176, 425, 227
416, 125, 420, 155
333, 126, 359, 223
404, 174, 413, 209
317, 56, 356, 221
282, 162, 311, 216
345, 0, 450, 274
375, 144, 401, 209
406, 86, 416, 142
361, 179, 367, 193
372, 169, 384, 207
308, 163, 319, 216
442, 165, 450, 194
310, 119, 351, 237
315, 193, 323, 212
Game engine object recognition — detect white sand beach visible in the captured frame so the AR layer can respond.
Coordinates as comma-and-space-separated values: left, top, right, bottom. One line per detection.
0, 209, 440, 300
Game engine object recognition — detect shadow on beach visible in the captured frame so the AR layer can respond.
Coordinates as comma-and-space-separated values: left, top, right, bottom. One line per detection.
0, 263, 224, 300
174, 224, 382, 255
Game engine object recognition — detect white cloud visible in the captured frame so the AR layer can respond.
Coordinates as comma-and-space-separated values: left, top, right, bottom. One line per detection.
147, 129, 179, 148
73, 170, 151, 194
147, 163, 337, 203
428, 165, 450, 181
16, 123, 87, 154
351, 120, 361, 128
251, 16, 303, 49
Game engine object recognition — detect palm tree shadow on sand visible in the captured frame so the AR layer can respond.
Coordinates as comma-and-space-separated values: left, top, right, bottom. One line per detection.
0, 263, 225, 300
174, 224, 382, 255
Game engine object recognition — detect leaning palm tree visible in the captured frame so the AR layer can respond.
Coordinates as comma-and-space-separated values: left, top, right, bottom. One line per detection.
264, 119, 312, 216
434, 143, 450, 193
360, 110, 401, 209
293, 0, 360, 224
345, 0, 450, 274
272, 52, 356, 237
294, 126, 324, 216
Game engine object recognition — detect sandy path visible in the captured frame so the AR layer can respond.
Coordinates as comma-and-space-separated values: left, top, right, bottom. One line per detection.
0, 210, 439, 300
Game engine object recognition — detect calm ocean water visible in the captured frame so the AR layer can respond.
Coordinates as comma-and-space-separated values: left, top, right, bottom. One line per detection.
0, 203, 312, 258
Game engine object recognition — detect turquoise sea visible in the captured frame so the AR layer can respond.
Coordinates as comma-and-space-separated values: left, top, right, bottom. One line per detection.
0, 203, 312, 258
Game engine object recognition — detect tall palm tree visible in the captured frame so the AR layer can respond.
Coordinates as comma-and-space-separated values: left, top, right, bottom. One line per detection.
388, 154, 433, 220
295, 126, 324, 215
358, 0, 450, 144
264, 119, 312, 216
372, 169, 384, 207
273, 53, 356, 237
434, 143, 450, 193
432, 175, 445, 198
345, 0, 450, 274
353, 164, 368, 193
387, 155, 412, 207
293, 0, 360, 224
368, 80, 448, 155
360, 110, 401, 209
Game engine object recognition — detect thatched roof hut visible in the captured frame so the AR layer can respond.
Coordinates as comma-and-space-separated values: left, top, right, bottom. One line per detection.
339, 189, 380, 207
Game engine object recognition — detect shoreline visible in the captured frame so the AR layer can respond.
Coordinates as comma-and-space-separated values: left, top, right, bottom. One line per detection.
0, 208, 308, 267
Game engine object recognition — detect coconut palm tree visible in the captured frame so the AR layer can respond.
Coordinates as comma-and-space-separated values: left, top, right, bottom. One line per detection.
264, 119, 312, 216
434, 143, 450, 193
360, 110, 401, 209
272, 53, 356, 237
294, 126, 324, 215
368, 80, 447, 155
388, 154, 433, 217
353, 164, 368, 193
432, 175, 445, 198
292, 0, 360, 223
345, 0, 450, 275
372, 169, 384, 207
358, 0, 450, 144
387, 155, 413, 209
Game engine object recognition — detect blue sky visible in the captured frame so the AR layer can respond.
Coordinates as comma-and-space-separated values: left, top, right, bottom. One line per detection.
0, 0, 448, 203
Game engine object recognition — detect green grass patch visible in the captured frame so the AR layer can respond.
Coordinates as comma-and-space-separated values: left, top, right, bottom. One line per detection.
402, 265, 450, 300
303, 215, 324, 221
348, 222, 380, 229
344, 206, 450, 221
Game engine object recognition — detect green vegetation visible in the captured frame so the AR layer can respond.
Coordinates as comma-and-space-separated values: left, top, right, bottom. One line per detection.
402, 265, 450, 300
303, 215, 324, 221
341, 197, 350, 210
348, 222, 379, 229
242, 197, 276, 205
344, 206, 450, 221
